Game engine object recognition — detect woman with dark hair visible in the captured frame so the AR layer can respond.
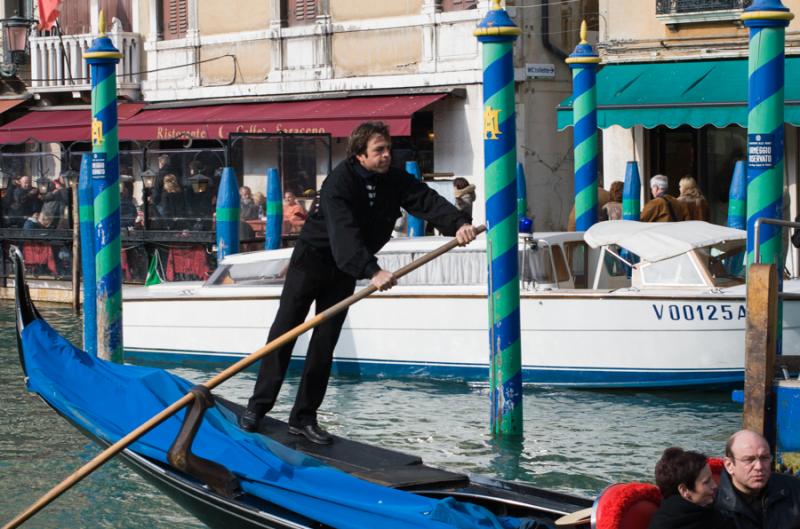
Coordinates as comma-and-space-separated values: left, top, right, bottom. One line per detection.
648, 447, 732, 529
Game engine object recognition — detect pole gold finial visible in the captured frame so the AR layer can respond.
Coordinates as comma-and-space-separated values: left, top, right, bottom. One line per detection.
579, 20, 588, 44
491, 0, 502, 10
98, 9, 106, 35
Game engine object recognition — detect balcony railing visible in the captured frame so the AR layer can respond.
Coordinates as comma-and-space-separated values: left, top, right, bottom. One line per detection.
656, 0, 751, 14
29, 28, 141, 96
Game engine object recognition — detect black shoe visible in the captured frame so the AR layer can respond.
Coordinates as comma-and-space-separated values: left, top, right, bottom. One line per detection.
288, 423, 333, 445
238, 409, 262, 432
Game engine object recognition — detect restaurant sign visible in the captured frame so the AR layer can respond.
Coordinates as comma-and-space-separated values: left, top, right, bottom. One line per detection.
155, 123, 329, 141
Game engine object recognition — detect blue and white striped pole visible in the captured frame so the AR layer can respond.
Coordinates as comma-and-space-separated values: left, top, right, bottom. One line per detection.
265, 167, 282, 250
474, 1, 523, 438
216, 167, 240, 262
406, 161, 425, 237
78, 153, 97, 357
85, 14, 123, 363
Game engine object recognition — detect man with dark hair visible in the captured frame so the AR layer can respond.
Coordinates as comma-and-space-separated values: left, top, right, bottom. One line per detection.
715, 429, 800, 528
239, 121, 477, 444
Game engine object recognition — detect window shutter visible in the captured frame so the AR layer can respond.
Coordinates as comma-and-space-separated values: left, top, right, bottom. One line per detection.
288, 0, 317, 25
162, 0, 188, 40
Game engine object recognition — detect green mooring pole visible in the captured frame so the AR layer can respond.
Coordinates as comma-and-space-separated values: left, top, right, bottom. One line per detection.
85, 14, 123, 363
566, 21, 601, 232
742, 0, 793, 358
474, 0, 523, 437
743, 0, 793, 268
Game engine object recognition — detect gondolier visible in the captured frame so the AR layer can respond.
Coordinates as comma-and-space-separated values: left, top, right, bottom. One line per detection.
239, 121, 478, 444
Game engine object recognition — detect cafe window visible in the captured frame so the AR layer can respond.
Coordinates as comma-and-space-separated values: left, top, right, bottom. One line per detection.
159, 0, 188, 40
649, 125, 746, 226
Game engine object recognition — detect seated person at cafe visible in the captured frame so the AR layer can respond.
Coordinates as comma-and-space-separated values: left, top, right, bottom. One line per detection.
120, 179, 139, 229
282, 191, 307, 234
155, 174, 188, 230
12, 176, 43, 227
240, 186, 260, 220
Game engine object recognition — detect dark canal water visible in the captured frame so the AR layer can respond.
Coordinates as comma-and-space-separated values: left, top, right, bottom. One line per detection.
0, 300, 742, 528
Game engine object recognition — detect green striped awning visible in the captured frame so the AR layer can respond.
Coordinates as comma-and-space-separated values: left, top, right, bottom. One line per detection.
556, 57, 800, 130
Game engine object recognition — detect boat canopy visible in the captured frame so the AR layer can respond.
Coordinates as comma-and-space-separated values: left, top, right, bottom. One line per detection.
584, 221, 746, 263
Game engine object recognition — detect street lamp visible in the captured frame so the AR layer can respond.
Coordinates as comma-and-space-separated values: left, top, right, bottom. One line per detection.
0, 15, 33, 77
35, 175, 50, 194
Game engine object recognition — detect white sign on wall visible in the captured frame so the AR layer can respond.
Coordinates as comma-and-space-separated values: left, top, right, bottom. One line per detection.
525, 63, 556, 79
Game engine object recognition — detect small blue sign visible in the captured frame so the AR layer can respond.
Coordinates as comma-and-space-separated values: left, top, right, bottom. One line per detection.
91, 153, 106, 180
748, 133, 774, 169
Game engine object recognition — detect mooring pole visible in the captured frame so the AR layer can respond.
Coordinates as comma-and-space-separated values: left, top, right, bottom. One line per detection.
265, 167, 282, 250
78, 154, 97, 356
406, 161, 425, 237
743, 0, 793, 359
566, 21, 601, 232
216, 167, 240, 262
85, 12, 123, 362
727, 160, 747, 230
622, 161, 641, 222
743, 0, 792, 268
474, 0, 523, 437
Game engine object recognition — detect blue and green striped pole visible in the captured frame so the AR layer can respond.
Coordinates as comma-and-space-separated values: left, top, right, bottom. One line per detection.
78, 153, 97, 357
85, 14, 123, 363
566, 21, 601, 231
474, 1, 523, 437
728, 160, 747, 230
622, 161, 641, 221
216, 167, 240, 261
405, 161, 425, 237
516, 162, 527, 219
742, 1, 792, 268
265, 167, 282, 250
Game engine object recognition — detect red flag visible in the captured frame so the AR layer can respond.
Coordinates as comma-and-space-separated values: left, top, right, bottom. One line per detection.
38, 0, 61, 31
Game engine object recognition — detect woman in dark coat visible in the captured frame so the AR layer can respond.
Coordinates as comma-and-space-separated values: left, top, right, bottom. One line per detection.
648, 447, 733, 529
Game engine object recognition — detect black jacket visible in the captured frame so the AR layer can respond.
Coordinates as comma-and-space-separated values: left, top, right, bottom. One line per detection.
648, 495, 733, 529
715, 470, 800, 529
299, 159, 471, 279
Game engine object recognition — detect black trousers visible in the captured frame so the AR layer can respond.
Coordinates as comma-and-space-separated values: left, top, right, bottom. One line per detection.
247, 241, 356, 427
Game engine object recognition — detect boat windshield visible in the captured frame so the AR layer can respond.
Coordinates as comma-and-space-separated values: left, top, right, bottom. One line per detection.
696, 242, 747, 287
639, 253, 706, 287
206, 258, 290, 286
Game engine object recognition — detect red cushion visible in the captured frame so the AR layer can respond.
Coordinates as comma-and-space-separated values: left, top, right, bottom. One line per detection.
707, 457, 724, 485
593, 483, 662, 529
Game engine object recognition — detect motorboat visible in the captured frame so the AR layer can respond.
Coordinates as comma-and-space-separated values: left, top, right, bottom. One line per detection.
11, 247, 594, 529
123, 221, 800, 388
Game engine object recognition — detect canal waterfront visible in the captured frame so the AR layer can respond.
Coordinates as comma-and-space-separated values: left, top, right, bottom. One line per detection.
1, 300, 742, 528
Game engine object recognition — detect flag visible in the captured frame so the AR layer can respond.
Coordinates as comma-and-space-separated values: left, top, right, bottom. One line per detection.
145, 253, 162, 286
38, 0, 61, 32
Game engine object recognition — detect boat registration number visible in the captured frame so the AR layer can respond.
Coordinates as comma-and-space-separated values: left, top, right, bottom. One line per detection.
652, 304, 746, 321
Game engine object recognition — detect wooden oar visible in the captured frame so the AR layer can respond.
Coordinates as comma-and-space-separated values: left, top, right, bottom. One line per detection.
4, 225, 486, 529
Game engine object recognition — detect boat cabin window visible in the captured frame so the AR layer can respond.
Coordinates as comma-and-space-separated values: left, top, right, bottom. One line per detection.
550, 245, 571, 283
206, 258, 290, 286
564, 241, 588, 288
521, 240, 573, 288
696, 242, 746, 287
638, 253, 705, 287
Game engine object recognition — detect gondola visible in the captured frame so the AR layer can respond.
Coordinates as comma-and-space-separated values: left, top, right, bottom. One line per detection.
10, 246, 594, 529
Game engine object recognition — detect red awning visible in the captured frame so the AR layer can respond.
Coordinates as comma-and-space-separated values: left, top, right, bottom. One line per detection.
119, 94, 447, 141
0, 103, 144, 143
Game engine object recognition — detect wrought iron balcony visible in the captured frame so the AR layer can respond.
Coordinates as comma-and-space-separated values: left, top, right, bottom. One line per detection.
656, 0, 751, 15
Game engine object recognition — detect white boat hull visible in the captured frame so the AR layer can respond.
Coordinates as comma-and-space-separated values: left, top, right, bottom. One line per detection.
123, 286, 800, 388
